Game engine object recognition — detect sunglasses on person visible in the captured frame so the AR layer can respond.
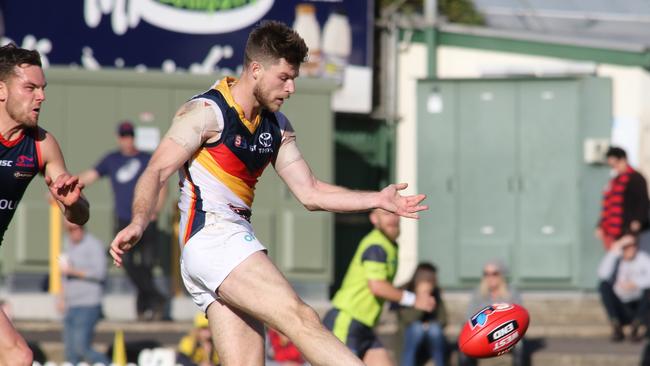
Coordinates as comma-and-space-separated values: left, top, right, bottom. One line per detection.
483, 270, 501, 277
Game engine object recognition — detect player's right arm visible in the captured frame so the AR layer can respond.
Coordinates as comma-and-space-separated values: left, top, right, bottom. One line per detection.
110, 100, 222, 266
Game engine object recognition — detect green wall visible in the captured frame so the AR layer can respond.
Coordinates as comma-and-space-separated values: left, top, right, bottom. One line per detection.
0, 68, 337, 286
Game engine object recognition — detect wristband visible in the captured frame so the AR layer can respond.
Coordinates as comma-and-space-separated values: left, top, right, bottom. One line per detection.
399, 290, 416, 307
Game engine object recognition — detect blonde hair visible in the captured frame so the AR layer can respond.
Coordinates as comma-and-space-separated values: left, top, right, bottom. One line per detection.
479, 259, 511, 300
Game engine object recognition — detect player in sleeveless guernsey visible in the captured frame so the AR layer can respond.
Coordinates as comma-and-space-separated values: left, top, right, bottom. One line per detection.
0, 44, 89, 366
110, 21, 427, 366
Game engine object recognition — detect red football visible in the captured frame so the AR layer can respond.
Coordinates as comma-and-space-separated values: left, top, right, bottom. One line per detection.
458, 303, 530, 358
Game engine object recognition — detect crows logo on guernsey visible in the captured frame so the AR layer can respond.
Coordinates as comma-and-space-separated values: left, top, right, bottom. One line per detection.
258, 132, 272, 148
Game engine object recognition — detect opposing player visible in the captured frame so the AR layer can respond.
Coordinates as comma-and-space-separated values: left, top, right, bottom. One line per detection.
0, 43, 89, 366
110, 21, 427, 366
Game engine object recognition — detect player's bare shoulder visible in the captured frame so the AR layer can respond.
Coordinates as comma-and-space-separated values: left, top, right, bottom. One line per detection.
166, 99, 224, 151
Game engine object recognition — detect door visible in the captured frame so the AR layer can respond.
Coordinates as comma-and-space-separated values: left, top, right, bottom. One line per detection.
517, 81, 578, 279
457, 81, 517, 279
417, 81, 459, 285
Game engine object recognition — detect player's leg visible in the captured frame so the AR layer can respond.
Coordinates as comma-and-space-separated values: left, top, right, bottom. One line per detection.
217, 251, 364, 366
0, 310, 32, 366
363, 348, 394, 366
206, 299, 265, 365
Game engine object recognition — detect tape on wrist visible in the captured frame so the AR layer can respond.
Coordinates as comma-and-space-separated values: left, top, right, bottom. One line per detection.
399, 290, 416, 307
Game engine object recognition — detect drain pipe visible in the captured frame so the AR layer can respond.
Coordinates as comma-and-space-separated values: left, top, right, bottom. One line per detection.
425, 0, 438, 78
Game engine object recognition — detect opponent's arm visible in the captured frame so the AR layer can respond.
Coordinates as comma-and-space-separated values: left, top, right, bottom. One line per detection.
40, 130, 89, 225
275, 141, 427, 218
110, 100, 221, 266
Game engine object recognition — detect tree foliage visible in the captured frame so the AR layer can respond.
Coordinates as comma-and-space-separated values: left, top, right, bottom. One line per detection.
378, 0, 485, 25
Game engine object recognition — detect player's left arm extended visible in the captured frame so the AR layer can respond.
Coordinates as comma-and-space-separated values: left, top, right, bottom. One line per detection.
275, 142, 427, 218
40, 130, 89, 225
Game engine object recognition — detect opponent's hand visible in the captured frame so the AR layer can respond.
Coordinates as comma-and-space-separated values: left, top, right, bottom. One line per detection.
378, 183, 428, 219
45, 173, 84, 207
110, 223, 144, 267
414, 293, 436, 312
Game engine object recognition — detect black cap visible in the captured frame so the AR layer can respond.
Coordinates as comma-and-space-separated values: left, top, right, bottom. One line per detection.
117, 121, 135, 137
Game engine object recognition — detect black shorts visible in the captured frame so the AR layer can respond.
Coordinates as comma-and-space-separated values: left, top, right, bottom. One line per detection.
322, 308, 383, 359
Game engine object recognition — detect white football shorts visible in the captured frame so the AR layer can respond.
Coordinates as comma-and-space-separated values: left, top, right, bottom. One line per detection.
179, 215, 266, 313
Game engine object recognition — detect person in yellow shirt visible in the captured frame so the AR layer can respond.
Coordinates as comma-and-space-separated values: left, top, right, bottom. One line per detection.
177, 313, 219, 366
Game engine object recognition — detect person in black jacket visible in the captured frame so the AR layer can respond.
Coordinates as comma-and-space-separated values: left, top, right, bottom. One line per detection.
596, 147, 650, 250
395, 262, 447, 366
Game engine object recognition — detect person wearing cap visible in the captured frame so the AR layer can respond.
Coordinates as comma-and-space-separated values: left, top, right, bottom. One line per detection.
58, 219, 109, 365
460, 260, 526, 366
176, 313, 220, 366
596, 146, 650, 250
79, 120, 167, 321
598, 234, 650, 342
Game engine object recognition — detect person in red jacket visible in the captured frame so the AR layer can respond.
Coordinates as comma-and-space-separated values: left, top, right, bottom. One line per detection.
267, 328, 305, 366
596, 146, 650, 250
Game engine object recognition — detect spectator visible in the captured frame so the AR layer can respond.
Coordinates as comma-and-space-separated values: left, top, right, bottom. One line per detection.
596, 146, 649, 250
267, 328, 305, 366
323, 209, 435, 365
395, 262, 447, 366
79, 120, 167, 321
598, 234, 650, 342
58, 220, 110, 365
177, 313, 220, 366
459, 260, 526, 366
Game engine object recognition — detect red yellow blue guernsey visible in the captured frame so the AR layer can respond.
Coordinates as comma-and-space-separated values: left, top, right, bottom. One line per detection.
178, 78, 288, 244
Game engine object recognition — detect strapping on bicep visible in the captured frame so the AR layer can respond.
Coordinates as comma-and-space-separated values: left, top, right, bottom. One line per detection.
165, 101, 222, 152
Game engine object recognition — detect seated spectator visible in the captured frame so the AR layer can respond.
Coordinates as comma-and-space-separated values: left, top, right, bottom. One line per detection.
459, 259, 526, 366
267, 327, 305, 366
58, 220, 110, 365
598, 234, 650, 342
394, 262, 447, 366
177, 313, 219, 366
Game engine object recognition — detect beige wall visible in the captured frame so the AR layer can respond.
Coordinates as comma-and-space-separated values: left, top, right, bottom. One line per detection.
395, 43, 428, 284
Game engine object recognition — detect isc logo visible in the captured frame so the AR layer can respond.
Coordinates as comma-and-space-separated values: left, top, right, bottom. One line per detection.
0, 160, 13, 167
488, 320, 518, 343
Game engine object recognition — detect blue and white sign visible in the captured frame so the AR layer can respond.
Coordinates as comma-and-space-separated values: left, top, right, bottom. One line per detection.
2, 0, 373, 75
